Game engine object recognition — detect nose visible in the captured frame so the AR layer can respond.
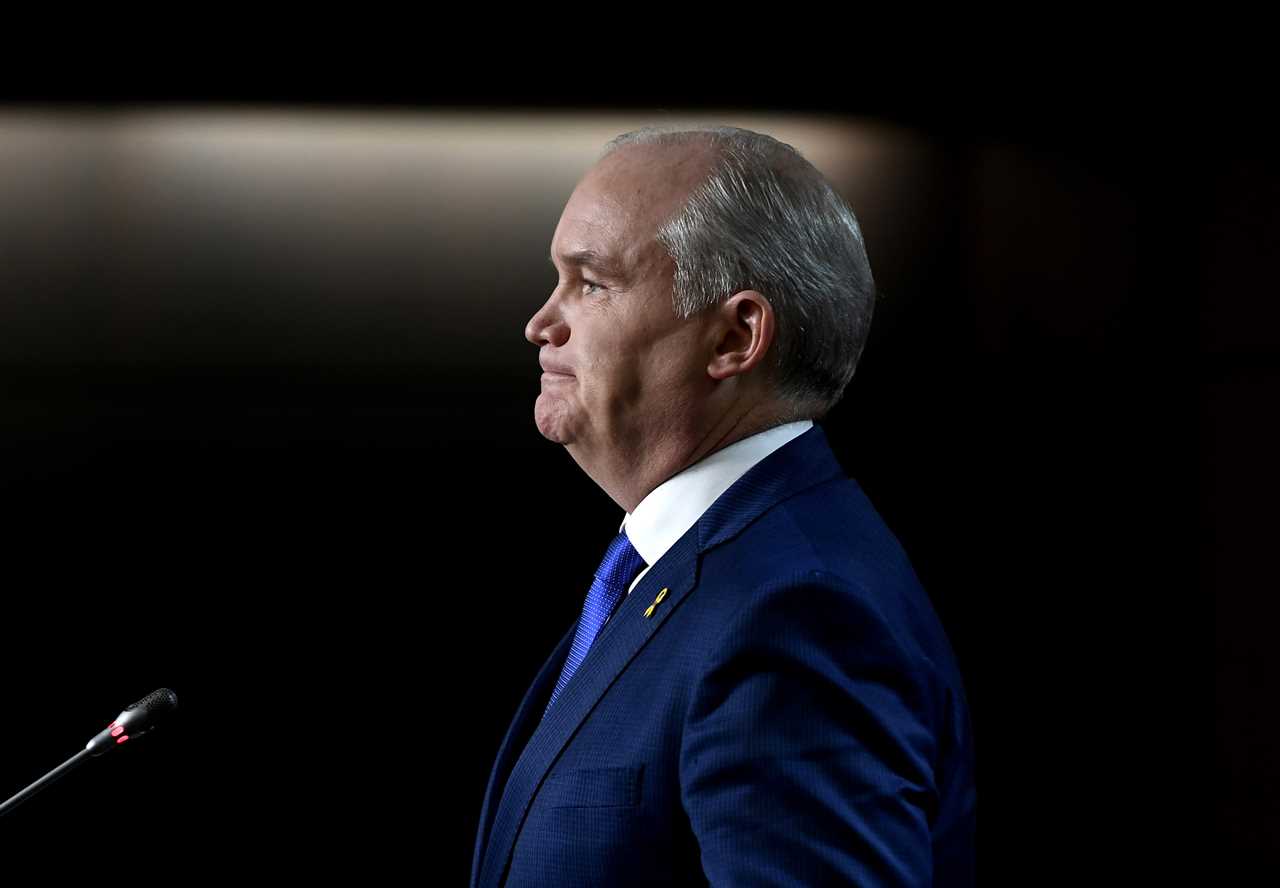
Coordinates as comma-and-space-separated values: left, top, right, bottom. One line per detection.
525, 291, 569, 348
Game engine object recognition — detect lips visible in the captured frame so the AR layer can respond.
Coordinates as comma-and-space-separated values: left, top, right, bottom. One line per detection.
539, 359, 574, 377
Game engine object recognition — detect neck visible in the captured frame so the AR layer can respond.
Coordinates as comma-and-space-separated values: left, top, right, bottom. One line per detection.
571, 399, 794, 513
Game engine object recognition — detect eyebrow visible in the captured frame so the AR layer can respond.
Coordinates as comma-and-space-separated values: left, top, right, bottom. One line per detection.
549, 249, 626, 279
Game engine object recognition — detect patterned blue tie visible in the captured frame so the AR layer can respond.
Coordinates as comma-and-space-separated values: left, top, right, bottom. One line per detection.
544, 531, 647, 718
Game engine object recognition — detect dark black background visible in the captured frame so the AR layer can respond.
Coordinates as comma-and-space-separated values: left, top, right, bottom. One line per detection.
0, 57, 1227, 882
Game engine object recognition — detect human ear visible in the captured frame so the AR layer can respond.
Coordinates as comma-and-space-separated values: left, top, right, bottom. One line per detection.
706, 290, 774, 381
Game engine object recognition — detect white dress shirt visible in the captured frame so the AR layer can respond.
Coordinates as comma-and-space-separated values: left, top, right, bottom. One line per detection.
619, 420, 813, 595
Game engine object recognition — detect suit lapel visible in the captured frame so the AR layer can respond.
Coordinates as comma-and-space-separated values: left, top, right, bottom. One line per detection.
470, 620, 577, 888
477, 531, 700, 888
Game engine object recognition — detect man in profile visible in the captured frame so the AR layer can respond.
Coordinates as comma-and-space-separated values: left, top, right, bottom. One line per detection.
471, 125, 976, 887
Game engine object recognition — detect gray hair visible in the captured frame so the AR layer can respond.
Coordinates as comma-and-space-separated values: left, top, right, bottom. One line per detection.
602, 125, 876, 418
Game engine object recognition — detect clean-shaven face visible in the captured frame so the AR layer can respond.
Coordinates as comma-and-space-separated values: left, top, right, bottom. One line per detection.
524, 143, 718, 471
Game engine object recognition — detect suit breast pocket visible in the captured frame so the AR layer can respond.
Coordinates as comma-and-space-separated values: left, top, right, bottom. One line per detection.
538, 764, 643, 809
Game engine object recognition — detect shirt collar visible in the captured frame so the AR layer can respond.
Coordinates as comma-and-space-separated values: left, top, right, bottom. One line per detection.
619, 420, 813, 568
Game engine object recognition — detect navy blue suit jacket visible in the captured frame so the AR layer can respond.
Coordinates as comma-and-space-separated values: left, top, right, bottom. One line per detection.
472, 425, 976, 886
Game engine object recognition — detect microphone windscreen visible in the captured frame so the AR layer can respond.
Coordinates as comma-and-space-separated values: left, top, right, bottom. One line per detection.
129, 688, 178, 717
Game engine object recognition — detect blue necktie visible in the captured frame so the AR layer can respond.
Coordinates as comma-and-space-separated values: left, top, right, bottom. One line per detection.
544, 531, 647, 718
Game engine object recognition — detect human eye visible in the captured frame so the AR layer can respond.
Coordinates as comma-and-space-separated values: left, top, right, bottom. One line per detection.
582, 279, 605, 296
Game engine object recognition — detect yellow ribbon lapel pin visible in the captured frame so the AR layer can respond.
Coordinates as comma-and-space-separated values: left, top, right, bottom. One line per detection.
643, 587, 669, 618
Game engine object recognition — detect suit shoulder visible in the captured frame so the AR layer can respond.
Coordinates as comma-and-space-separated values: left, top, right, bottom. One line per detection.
696, 476, 964, 692
713, 475, 925, 603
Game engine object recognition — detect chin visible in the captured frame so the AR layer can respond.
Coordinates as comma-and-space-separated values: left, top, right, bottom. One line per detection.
533, 396, 576, 445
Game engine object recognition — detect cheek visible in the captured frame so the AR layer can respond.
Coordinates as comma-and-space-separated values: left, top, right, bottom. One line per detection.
575, 312, 693, 414
580, 365, 636, 424
577, 335, 635, 399
607, 354, 687, 429
642, 334, 703, 391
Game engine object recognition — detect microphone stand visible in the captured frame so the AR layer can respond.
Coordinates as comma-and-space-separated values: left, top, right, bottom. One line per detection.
0, 749, 92, 817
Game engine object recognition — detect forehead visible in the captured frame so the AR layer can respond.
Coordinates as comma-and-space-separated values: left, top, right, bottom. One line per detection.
551, 142, 714, 274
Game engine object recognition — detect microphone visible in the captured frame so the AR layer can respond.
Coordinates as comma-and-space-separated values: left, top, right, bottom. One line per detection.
84, 687, 179, 756
0, 688, 178, 817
